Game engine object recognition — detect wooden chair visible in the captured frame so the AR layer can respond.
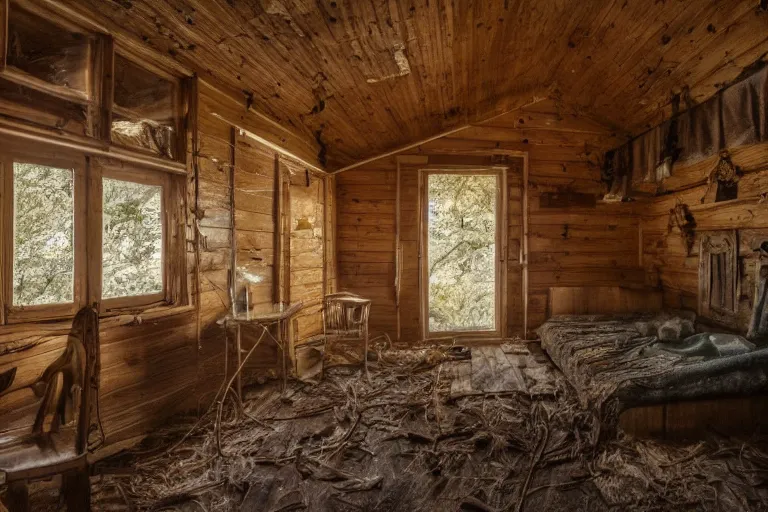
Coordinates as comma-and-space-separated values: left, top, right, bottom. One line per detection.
323, 292, 372, 377
0, 306, 100, 512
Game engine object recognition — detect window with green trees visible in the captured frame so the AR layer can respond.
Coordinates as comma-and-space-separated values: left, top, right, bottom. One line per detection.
2, 150, 182, 320
102, 178, 163, 299
12, 162, 75, 306
427, 173, 498, 333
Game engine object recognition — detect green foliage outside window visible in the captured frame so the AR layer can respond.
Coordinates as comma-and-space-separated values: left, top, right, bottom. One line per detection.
102, 178, 163, 299
13, 163, 75, 306
428, 174, 497, 332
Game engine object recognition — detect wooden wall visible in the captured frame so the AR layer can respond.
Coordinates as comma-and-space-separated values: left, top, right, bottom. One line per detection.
336, 100, 643, 341
286, 159, 330, 345
336, 167, 397, 338
194, 83, 335, 401
640, 142, 768, 330
0, 82, 333, 455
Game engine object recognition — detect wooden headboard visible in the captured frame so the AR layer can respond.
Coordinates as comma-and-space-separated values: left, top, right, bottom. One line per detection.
548, 286, 663, 317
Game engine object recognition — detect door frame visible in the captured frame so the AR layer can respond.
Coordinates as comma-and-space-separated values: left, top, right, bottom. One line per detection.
418, 167, 508, 340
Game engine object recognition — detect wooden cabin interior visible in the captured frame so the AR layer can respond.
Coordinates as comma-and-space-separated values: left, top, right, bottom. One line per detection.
0, 1, 768, 510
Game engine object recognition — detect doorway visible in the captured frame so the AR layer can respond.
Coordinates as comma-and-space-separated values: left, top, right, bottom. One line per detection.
423, 171, 501, 335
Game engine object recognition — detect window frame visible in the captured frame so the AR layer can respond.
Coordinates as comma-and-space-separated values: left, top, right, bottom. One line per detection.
90, 159, 175, 312
419, 168, 506, 339
1, 0, 94, 103
0, 146, 87, 323
0, 1, 191, 324
109, 46, 185, 162
0, 1, 190, 168
0, 0, 113, 139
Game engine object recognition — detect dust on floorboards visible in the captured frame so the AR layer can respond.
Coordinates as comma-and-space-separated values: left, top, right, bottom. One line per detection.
21, 343, 768, 511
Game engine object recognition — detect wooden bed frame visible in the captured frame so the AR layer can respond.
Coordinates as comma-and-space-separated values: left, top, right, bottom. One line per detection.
547, 286, 768, 439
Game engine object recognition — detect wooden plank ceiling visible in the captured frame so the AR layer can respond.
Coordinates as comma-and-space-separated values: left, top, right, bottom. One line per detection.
62, 0, 768, 170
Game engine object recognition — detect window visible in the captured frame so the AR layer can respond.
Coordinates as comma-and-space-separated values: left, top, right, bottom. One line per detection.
699, 230, 738, 327
0, 2, 99, 137
112, 54, 179, 159
0, 146, 185, 322
13, 162, 75, 306
1, 151, 86, 321
5, 2, 92, 97
0, 3, 188, 164
94, 161, 179, 310
424, 172, 500, 334
102, 177, 163, 300
0, 5, 189, 322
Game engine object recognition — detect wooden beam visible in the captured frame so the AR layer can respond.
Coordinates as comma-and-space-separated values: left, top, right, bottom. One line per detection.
500, 167, 508, 338
283, 167, 291, 305
322, 175, 328, 298
395, 159, 401, 343
522, 154, 530, 339
190, 78, 202, 350
229, 126, 237, 316
0, 118, 187, 174
210, 113, 325, 175
273, 154, 283, 305
333, 94, 548, 174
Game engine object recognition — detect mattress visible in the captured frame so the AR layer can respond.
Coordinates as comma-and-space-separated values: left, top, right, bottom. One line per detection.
538, 313, 768, 415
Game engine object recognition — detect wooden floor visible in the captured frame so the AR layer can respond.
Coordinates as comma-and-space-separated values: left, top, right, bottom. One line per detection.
448, 343, 558, 398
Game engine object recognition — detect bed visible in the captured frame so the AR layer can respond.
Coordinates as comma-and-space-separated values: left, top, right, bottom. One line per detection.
537, 288, 768, 437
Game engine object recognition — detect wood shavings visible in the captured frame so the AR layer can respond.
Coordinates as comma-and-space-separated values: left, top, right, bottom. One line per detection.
23, 344, 767, 512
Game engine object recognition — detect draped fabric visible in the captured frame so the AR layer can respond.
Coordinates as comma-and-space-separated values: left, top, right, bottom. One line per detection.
603, 65, 768, 200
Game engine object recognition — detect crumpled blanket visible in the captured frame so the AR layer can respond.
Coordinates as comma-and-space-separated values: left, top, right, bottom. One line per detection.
538, 313, 768, 416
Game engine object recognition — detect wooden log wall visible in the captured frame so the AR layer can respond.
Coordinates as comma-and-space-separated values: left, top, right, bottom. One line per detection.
640, 141, 768, 331
0, 82, 332, 455
337, 100, 643, 340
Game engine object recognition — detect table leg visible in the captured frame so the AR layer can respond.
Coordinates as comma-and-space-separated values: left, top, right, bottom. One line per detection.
364, 324, 370, 382
278, 320, 287, 392
236, 323, 242, 400
223, 324, 229, 387
7, 480, 29, 512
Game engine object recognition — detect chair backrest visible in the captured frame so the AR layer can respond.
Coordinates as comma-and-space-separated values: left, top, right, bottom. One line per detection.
29, 306, 99, 455
324, 293, 371, 339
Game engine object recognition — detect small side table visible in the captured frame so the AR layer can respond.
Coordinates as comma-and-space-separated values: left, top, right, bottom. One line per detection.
220, 301, 303, 397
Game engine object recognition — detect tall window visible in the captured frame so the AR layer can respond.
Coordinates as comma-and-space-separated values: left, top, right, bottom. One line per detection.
1, 153, 86, 321
425, 172, 499, 333
12, 162, 75, 306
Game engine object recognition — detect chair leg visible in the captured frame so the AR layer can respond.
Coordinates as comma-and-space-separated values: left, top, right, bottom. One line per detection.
5, 480, 29, 512
62, 468, 90, 511
364, 327, 370, 383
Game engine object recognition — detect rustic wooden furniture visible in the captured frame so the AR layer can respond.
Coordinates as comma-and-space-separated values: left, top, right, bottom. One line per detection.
220, 301, 303, 397
543, 286, 768, 439
0, 306, 99, 512
323, 292, 372, 377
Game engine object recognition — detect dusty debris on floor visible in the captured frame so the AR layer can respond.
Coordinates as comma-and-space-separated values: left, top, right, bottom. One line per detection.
26, 344, 768, 511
